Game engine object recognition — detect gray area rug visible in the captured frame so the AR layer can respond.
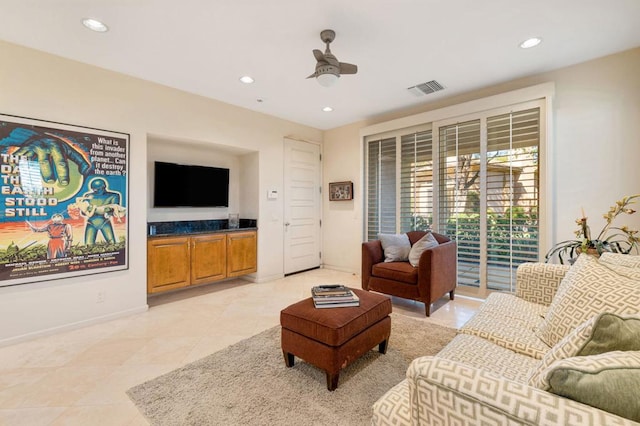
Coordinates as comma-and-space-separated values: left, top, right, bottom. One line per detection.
127, 313, 457, 426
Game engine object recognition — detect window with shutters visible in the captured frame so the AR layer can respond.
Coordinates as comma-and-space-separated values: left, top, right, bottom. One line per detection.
364, 101, 543, 294
438, 120, 482, 288
366, 137, 396, 241
484, 108, 539, 291
400, 130, 433, 231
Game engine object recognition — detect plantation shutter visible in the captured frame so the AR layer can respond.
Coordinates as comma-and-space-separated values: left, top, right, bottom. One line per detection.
485, 108, 540, 291
437, 120, 482, 287
366, 137, 396, 240
400, 130, 433, 231
364, 99, 543, 295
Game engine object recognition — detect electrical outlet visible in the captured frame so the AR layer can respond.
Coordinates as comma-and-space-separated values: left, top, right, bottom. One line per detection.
97, 291, 105, 304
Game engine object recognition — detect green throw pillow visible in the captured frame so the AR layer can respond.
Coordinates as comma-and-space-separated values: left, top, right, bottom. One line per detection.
547, 351, 640, 422
580, 313, 640, 356
528, 313, 640, 389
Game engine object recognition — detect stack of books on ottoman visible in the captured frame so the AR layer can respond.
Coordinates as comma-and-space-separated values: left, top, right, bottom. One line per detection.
311, 285, 360, 309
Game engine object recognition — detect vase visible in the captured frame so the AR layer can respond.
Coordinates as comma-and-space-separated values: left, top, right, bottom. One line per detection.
576, 247, 600, 257
228, 213, 239, 229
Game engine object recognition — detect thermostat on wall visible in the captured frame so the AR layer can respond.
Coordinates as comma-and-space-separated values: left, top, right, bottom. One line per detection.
268, 189, 278, 200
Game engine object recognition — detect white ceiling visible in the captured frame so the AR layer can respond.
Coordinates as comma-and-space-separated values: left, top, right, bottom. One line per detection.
1, 0, 639, 130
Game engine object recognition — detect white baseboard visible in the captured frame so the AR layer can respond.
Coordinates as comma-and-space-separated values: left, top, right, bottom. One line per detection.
0, 305, 149, 348
251, 272, 285, 283
321, 264, 359, 274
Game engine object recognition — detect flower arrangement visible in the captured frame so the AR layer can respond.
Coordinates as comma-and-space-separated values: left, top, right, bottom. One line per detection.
545, 194, 640, 264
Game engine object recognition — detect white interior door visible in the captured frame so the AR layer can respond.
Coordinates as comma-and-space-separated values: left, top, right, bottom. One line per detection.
283, 138, 321, 274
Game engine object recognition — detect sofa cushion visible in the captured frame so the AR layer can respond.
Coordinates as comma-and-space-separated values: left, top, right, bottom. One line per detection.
535, 254, 640, 347
401, 356, 640, 426
515, 262, 571, 306
529, 313, 640, 388
436, 334, 538, 383
459, 292, 550, 359
544, 351, 640, 422
371, 379, 412, 426
600, 252, 640, 269
371, 262, 417, 285
378, 233, 411, 262
408, 232, 439, 267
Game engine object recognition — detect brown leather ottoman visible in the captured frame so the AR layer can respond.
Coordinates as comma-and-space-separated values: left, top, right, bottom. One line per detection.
280, 288, 392, 391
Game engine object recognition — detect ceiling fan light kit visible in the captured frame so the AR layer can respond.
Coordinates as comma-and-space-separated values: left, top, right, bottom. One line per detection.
308, 29, 358, 87
317, 73, 339, 87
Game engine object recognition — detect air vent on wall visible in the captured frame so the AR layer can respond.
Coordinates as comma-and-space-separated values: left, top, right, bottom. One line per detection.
407, 80, 445, 97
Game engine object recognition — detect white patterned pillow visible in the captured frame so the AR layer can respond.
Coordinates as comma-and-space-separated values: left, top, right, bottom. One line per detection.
535, 254, 640, 347
383, 245, 410, 262
528, 312, 640, 389
542, 351, 640, 422
378, 233, 411, 262
599, 253, 640, 279
600, 252, 640, 269
408, 232, 439, 267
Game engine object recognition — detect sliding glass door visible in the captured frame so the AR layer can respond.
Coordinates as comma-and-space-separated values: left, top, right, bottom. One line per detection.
484, 108, 539, 291
438, 120, 482, 288
365, 101, 543, 294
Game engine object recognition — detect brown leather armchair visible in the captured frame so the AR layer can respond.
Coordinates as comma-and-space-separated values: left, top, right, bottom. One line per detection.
361, 231, 457, 316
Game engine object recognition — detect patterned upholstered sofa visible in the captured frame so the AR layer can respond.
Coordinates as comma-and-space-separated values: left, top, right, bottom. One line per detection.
372, 254, 640, 425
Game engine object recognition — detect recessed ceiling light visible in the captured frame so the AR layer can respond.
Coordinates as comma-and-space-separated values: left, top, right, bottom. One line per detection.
519, 37, 542, 49
240, 76, 254, 84
82, 18, 108, 33
322, 106, 333, 112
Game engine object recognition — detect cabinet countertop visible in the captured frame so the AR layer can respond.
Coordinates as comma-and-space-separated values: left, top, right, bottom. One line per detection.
148, 228, 257, 238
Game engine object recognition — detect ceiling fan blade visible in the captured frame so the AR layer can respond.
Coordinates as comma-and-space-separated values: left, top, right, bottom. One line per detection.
306, 72, 317, 79
313, 49, 325, 62
339, 62, 358, 75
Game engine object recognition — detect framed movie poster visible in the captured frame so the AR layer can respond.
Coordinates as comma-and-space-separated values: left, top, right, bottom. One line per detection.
0, 114, 129, 287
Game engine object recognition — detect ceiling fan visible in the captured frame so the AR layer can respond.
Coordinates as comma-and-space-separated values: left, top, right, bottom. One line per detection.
307, 29, 358, 87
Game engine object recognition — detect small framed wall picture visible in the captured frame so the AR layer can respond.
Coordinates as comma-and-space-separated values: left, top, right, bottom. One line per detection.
329, 181, 354, 201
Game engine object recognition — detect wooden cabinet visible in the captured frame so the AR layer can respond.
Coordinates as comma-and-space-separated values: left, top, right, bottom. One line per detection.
147, 236, 191, 294
190, 233, 227, 285
147, 230, 257, 294
227, 231, 258, 277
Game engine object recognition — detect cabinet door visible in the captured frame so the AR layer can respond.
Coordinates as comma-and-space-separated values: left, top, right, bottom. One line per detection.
190, 233, 227, 285
227, 231, 257, 277
147, 237, 191, 294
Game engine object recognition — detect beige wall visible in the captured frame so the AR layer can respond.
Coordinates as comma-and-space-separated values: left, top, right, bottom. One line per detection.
323, 47, 640, 273
322, 121, 364, 273
0, 40, 322, 344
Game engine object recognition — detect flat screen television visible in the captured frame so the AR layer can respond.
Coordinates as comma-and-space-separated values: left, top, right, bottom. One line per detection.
153, 161, 229, 207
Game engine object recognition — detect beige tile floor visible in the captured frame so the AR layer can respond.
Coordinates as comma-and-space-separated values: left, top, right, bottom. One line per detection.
0, 268, 482, 426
